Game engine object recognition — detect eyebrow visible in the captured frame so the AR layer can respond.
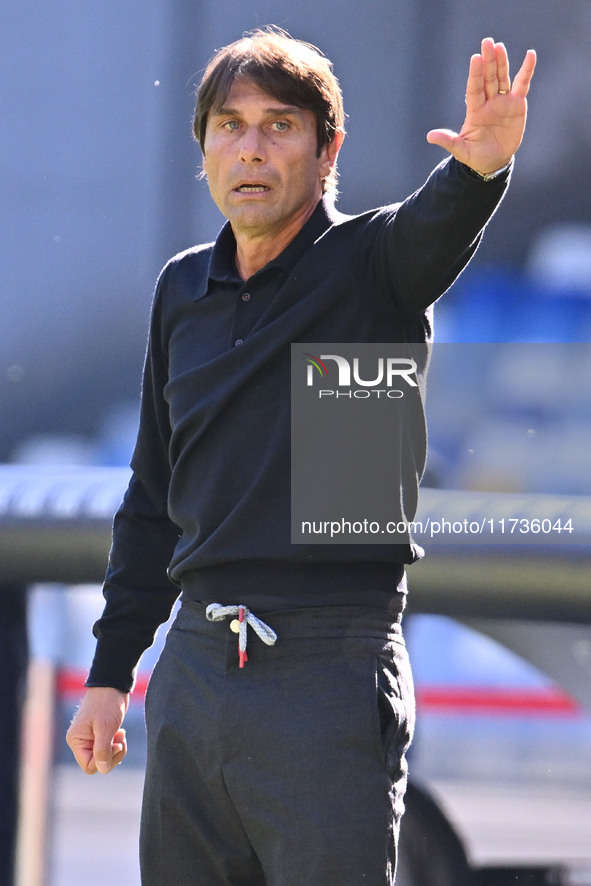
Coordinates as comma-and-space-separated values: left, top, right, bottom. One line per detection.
211, 105, 304, 118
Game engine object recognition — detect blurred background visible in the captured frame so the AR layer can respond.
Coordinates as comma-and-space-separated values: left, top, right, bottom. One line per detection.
2, 2, 591, 885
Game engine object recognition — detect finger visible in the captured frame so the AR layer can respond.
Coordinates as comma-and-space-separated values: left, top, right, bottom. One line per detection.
464, 54, 485, 114
93, 728, 119, 774
93, 753, 113, 774
67, 736, 97, 774
512, 48, 537, 97
94, 725, 129, 773
495, 42, 511, 94
426, 128, 458, 153
111, 748, 126, 768
111, 729, 128, 767
481, 37, 500, 100
66, 720, 97, 774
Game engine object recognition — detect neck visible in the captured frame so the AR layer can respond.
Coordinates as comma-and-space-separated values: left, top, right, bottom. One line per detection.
234, 237, 283, 281
233, 199, 321, 281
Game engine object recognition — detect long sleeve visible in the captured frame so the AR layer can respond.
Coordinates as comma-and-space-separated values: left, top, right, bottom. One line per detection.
368, 156, 511, 315
86, 277, 181, 692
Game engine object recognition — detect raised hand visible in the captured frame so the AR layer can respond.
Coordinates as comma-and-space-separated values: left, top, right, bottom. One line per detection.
427, 38, 537, 176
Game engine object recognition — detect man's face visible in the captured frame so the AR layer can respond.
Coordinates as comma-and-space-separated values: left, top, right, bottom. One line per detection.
202, 79, 340, 243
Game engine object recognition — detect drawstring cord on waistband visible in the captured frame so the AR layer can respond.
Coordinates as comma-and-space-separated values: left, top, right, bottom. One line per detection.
205, 603, 277, 667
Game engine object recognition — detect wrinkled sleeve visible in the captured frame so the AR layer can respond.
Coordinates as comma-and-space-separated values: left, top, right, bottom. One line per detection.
86, 272, 181, 693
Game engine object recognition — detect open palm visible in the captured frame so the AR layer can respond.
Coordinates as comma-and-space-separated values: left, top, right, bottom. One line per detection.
427, 38, 537, 176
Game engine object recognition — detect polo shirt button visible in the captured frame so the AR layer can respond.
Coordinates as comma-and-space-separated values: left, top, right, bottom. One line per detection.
235, 338, 243, 346
241, 292, 251, 302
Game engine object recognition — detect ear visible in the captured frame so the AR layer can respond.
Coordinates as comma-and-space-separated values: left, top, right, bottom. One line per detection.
321, 128, 345, 176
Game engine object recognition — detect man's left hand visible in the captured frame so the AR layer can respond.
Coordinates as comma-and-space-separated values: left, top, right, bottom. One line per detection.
426, 38, 537, 176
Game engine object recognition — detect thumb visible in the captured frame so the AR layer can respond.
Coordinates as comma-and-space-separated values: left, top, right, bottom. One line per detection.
111, 728, 128, 767
92, 724, 118, 774
426, 128, 458, 153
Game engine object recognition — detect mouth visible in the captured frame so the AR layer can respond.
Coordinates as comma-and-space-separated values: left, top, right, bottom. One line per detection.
234, 184, 271, 194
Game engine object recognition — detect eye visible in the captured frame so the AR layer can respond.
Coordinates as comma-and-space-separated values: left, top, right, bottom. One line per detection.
224, 120, 240, 131
272, 121, 289, 132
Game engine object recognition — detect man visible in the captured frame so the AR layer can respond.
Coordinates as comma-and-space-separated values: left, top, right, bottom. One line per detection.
67, 27, 536, 885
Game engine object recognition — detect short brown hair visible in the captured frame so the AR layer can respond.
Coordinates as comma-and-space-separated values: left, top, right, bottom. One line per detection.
193, 27, 345, 194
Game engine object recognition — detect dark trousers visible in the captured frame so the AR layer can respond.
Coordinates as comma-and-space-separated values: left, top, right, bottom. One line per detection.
140, 601, 415, 886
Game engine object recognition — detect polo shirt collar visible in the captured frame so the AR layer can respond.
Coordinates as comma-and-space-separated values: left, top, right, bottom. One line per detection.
195, 196, 341, 301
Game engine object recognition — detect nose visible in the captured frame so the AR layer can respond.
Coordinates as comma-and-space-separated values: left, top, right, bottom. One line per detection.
239, 126, 266, 164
